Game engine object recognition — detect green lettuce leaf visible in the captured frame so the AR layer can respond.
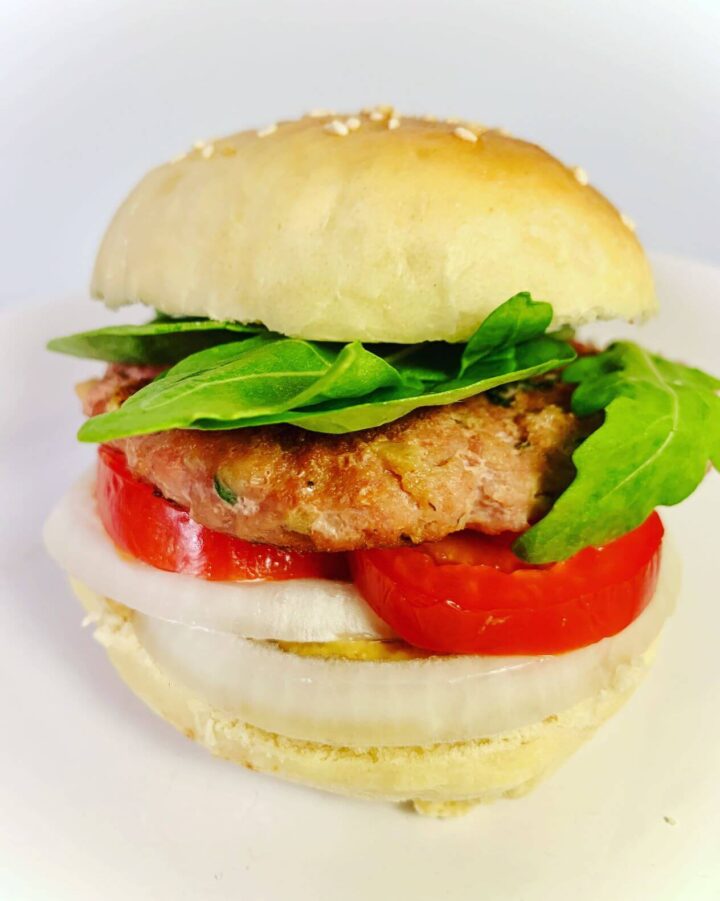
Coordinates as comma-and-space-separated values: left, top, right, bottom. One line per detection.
47, 316, 263, 364
77, 294, 576, 441
514, 342, 720, 563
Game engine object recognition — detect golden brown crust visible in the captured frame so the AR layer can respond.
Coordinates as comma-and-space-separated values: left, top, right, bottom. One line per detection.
92, 112, 657, 342
104, 383, 585, 551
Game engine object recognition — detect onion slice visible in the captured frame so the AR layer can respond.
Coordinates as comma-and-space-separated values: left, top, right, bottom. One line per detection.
133, 546, 679, 747
43, 472, 393, 641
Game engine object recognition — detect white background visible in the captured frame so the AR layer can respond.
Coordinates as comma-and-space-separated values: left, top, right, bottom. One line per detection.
2, 5, 720, 898
2, 256, 719, 900
1, 0, 719, 311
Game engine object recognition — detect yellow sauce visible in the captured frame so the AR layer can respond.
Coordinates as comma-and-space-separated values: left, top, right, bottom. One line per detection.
273, 638, 435, 661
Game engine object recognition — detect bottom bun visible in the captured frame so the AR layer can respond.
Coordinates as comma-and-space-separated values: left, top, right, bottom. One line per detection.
72, 579, 660, 817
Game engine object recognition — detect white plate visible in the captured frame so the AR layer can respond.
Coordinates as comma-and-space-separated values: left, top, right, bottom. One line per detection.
1, 254, 718, 901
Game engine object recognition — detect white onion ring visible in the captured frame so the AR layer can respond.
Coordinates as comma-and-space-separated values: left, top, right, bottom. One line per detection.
43, 472, 393, 641
134, 545, 679, 747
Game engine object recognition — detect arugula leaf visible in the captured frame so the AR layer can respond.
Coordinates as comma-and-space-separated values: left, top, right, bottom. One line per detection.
79, 337, 406, 440
233, 334, 573, 434
514, 342, 720, 563
460, 293, 553, 375
47, 317, 263, 364
77, 294, 575, 441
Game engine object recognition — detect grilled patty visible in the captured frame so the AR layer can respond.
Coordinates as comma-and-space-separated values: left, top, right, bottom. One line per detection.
80, 366, 588, 552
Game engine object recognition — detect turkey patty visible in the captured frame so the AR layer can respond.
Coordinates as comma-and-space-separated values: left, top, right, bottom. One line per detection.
80, 366, 588, 552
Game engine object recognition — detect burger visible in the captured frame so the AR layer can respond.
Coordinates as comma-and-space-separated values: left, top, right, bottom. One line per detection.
43, 109, 718, 816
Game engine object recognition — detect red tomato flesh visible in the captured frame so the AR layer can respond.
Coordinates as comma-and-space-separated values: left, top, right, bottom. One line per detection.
96, 445, 349, 582
96, 445, 664, 655
350, 515, 664, 655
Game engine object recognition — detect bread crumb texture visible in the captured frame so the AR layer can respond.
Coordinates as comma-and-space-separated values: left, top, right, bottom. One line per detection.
70, 579, 655, 816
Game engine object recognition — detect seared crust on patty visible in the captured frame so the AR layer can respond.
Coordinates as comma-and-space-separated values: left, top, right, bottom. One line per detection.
81, 367, 586, 552
78, 364, 166, 416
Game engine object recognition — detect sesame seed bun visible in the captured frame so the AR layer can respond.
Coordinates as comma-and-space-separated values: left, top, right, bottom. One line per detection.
91, 112, 657, 343
71, 579, 662, 817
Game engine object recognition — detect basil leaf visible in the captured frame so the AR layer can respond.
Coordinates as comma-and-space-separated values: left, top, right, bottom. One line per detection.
77, 294, 574, 442
47, 317, 263, 364
514, 342, 720, 563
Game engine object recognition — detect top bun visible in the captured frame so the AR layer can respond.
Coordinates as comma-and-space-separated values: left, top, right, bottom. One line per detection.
92, 110, 657, 343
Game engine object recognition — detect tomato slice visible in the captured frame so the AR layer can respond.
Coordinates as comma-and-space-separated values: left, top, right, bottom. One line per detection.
96, 445, 349, 582
350, 515, 664, 655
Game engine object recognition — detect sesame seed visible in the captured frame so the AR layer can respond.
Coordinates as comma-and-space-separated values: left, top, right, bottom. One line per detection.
446, 117, 461, 125
324, 119, 349, 136
663, 815, 677, 826
572, 166, 589, 185
495, 127, 511, 137
620, 212, 637, 231
454, 126, 478, 143
345, 116, 361, 131
169, 152, 187, 164
193, 139, 206, 150
257, 123, 278, 138
387, 117, 400, 130
368, 104, 395, 121
309, 108, 334, 118
201, 144, 215, 159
